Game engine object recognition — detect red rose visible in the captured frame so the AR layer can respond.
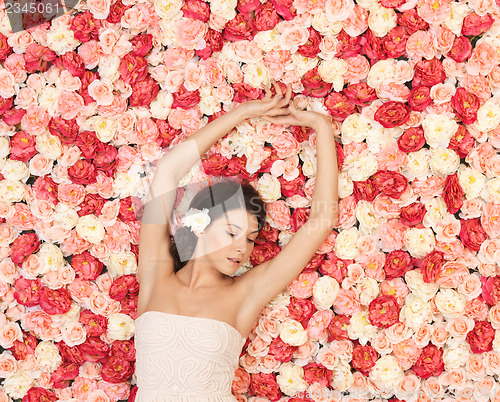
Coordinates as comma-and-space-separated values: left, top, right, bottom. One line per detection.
374, 101, 410, 128
303, 362, 333, 386
368, 295, 400, 328
413, 58, 446, 88
320, 255, 350, 284
57, 341, 86, 365
232, 82, 263, 103
78, 193, 106, 217
79, 309, 107, 337
119, 54, 148, 85
22, 387, 58, 402
48, 116, 79, 145
412, 344, 444, 379
301, 67, 332, 98
70, 11, 101, 42
196, 28, 224, 59
111, 339, 136, 361
223, 14, 255, 42
383, 26, 409, 58
78, 71, 100, 105
107, 0, 131, 23
172, 84, 201, 109
121, 294, 138, 319
129, 74, 160, 107
278, 172, 306, 197
270, 0, 296, 20
400, 202, 426, 227
361, 29, 386, 62
2, 107, 26, 125
155, 119, 182, 148
384, 250, 414, 279
32, 176, 59, 205
259, 148, 281, 173
23, 43, 56, 73
250, 372, 281, 400
380, 0, 405, 7
252, 2, 280, 32
335, 30, 362, 58
461, 12, 494, 36
448, 125, 475, 159
11, 233, 40, 266
397, 8, 429, 34
109, 275, 139, 301
250, 242, 281, 266
226, 155, 258, 181
255, 222, 279, 244
451, 87, 480, 125
130, 34, 153, 57
50, 362, 79, 388
58, 51, 85, 78
72, 251, 103, 280
343, 82, 377, 107
268, 336, 298, 362
101, 355, 134, 383
420, 250, 444, 283
443, 173, 464, 215
325, 92, 356, 121
67, 159, 98, 185
288, 296, 315, 323
118, 196, 141, 221
447, 36, 472, 63
290, 207, 310, 232
297, 27, 322, 59
238, 0, 260, 15
327, 315, 350, 341
398, 126, 426, 153
352, 344, 379, 375
9, 131, 37, 162
481, 276, 500, 306
93, 142, 118, 176
303, 253, 325, 273
181, 0, 210, 22
201, 153, 231, 176
0, 33, 12, 62
371, 170, 408, 199
408, 86, 432, 112
466, 321, 495, 354
78, 337, 110, 363
459, 218, 487, 252
0, 95, 13, 115
39, 286, 72, 315
9, 333, 37, 360
13, 277, 41, 307
353, 178, 381, 202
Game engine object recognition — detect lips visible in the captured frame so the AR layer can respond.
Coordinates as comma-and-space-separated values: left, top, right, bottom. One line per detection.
228, 258, 240, 266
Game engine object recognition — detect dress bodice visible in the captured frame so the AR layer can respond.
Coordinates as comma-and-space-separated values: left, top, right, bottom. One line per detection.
134, 310, 246, 401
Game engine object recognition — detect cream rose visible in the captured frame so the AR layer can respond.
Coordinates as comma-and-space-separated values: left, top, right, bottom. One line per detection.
2, 369, 34, 399
242, 60, 271, 89
369, 355, 404, 391
368, 4, 397, 37
346, 152, 378, 182
435, 289, 467, 319
458, 165, 487, 200
276, 362, 308, 396
347, 309, 378, 345
36, 131, 62, 160
38, 243, 64, 275
404, 270, 438, 300
253, 30, 281, 52
45, 27, 80, 55
400, 294, 434, 329
429, 147, 461, 177
312, 275, 340, 310
405, 227, 436, 259
107, 313, 136, 340
256, 173, 281, 203
421, 113, 458, 148
404, 148, 431, 181
114, 165, 144, 198
38, 85, 62, 115
331, 360, 354, 392
279, 319, 308, 346
473, 98, 500, 132
358, 277, 380, 306
0, 179, 25, 203
356, 200, 380, 235
1, 160, 29, 182
341, 113, 370, 144
107, 251, 138, 278
443, 339, 471, 370
75, 214, 105, 244
318, 58, 347, 91
35, 340, 62, 372
335, 227, 361, 260
53, 202, 79, 230
482, 178, 500, 204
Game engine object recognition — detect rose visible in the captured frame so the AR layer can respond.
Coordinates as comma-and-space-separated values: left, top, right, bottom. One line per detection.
361, 29, 386, 61
237, 0, 260, 16
48, 116, 80, 146
2, 108, 26, 126
443, 173, 464, 215
408, 86, 432, 112
110, 339, 136, 361
400, 202, 426, 227
320, 256, 350, 284
466, 321, 495, 354
0, 96, 12, 115
324, 92, 356, 121
383, 26, 409, 58
181, 0, 210, 22
461, 12, 494, 36
93, 142, 118, 176
252, 2, 280, 32
50, 362, 79, 388
412, 58, 446, 88
129, 74, 160, 107
0, 33, 12, 62
10, 333, 37, 360
250, 242, 281, 266
384, 250, 414, 279
481, 276, 500, 306
13, 277, 41, 307
412, 344, 444, 379
79, 71, 100, 105
22, 387, 58, 401
369, 295, 400, 328
78, 194, 106, 218
67, 159, 98, 185
9, 131, 37, 162
172, 84, 201, 110
109, 275, 139, 301
451, 88, 480, 125
371, 170, 408, 199
278, 174, 306, 197
327, 315, 350, 341
381, 0, 405, 8
448, 125, 475, 159
301, 67, 333, 98
201, 153, 231, 176
79, 310, 107, 337
290, 207, 310, 233
70, 11, 102, 42
270, 0, 296, 20
398, 126, 426, 153
57, 341, 85, 365
58, 51, 86, 78
352, 343, 379, 376
223, 14, 255, 42
398, 8, 429, 34
106, 0, 131, 23
39, 286, 72, 315
23, 43, 56, 73
11, 233, 40, 267
268, 336, 298, 362
448, 36, 472, 63
297, 27, 322, 59
343, 82, 377, 107
374, 101, 410, 128
336, 30, 362, 58
459, 218, 487, 252
101, 355, 134, 383
303, 362, 332, 386
353, 179, 380, 202
420, 250, 445, 283
75, 131, 100, 159
197, 29, 224, 59
78, 337, 110, 363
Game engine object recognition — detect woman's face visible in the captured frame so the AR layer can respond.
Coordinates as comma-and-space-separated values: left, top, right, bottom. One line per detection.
193, 207, 260, 275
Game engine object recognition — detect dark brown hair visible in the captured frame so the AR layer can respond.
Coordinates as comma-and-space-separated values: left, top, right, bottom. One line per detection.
169, 177, 267, 273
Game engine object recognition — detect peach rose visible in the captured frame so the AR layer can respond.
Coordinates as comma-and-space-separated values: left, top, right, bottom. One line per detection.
289, 271, 319, 299
465, 354, 486, 380
57, 91, 85, 120
176, 17, 208, 50
88, 78, 114, 106
430, 323, 449, 347
446, 316, 475, 339
412, 323, 433, 348
0, 321, 22, 348
247, 335, 270, 358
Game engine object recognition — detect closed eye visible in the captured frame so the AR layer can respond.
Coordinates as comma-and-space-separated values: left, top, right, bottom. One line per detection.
228, 231, 255, 243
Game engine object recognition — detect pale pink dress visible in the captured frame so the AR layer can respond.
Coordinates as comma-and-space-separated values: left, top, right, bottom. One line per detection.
134, 310, 247, 401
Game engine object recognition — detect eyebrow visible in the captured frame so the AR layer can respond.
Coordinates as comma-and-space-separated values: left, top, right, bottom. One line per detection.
227, 223, 259, 234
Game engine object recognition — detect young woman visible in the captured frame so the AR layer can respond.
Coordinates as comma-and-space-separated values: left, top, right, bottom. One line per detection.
134, 80, 339, 401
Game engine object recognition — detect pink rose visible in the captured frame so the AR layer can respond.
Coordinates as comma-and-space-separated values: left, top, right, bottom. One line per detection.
252, 2, 280, 32
11, 233, 40, 267
369, 295, 400, 328
461, 12, 494, 36
466, 321, 495, 354
129, 74, 160, 107
39, 286, 72, 315
374, 101, 410, 128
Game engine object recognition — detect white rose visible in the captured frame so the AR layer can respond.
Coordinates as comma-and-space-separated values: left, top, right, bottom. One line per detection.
210, 0, 237, 20
341, 113, 370, 144
473, 99, 500, 132
86, 116, 117, 143
422, 113, 458, 148
107, 313, 136, 340
1, 159, 29, 182
404, 270, 438, 300
335, 227, 361, 260
107, 251, 138, 278
312, 12, 343, 36
482, 177, 500, 203
38, 242, 64, 275
242, 61, 271, 89
365, 126, 399, 154
53, 202, 79, 230
299, 147, 317, 177
367, 60, 396, 89
444, 2, 471, 35
429, 147, 460, 177
181, 208, 211, 235
404, 148, 431, 181
435, 289, 467, 319
256, 173, 281, 203
46, 27, 79, 55
114, 165, 144, 198
276, 362, 308, 396
2, 369, 34, 399
369, 355, 404, 391
356, 200, 380, 235
312, 275, 340, 310
400, 294, 433, 329
331, 360, 354, 392
458, 165, 486, 200
423, 196, 452, 231
0, 136, 9, 158
443, 339, 471, 369
0, 179, 25, 202
253, 30, 281, 52
493, 330, 500, 353
38, 85, 62, 115
35, 341, 62, 372
347, 310, 378, 345
318, 58, 347, 90
358, 277, 380, 306
280, 319, 308, 346
368, 4, 397, 37
346, 152, 378, 182
36, 131, 62, 160
98, 55, 121, 82
338, 170, 354, 199
76, 214, 105, 244
154, 0, 183, 19
405, 227, 436, 259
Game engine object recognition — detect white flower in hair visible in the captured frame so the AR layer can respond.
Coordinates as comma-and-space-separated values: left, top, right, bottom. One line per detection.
181, 207, 211, 235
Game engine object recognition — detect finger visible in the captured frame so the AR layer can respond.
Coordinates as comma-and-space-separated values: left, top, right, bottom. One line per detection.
261, 82, 271, 99
263, 107, 292, 117
273, 80, 283, 98
283, 83, 292, 105
262, 115, 296, 126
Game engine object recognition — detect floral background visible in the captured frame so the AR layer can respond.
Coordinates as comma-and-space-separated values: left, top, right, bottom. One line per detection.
0, 0, 500, 399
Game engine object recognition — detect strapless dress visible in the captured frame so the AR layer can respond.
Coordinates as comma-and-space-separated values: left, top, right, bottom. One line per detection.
134, 310, 247, 401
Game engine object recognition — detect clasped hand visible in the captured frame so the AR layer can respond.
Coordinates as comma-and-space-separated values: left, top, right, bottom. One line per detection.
236, 79, 332, 131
